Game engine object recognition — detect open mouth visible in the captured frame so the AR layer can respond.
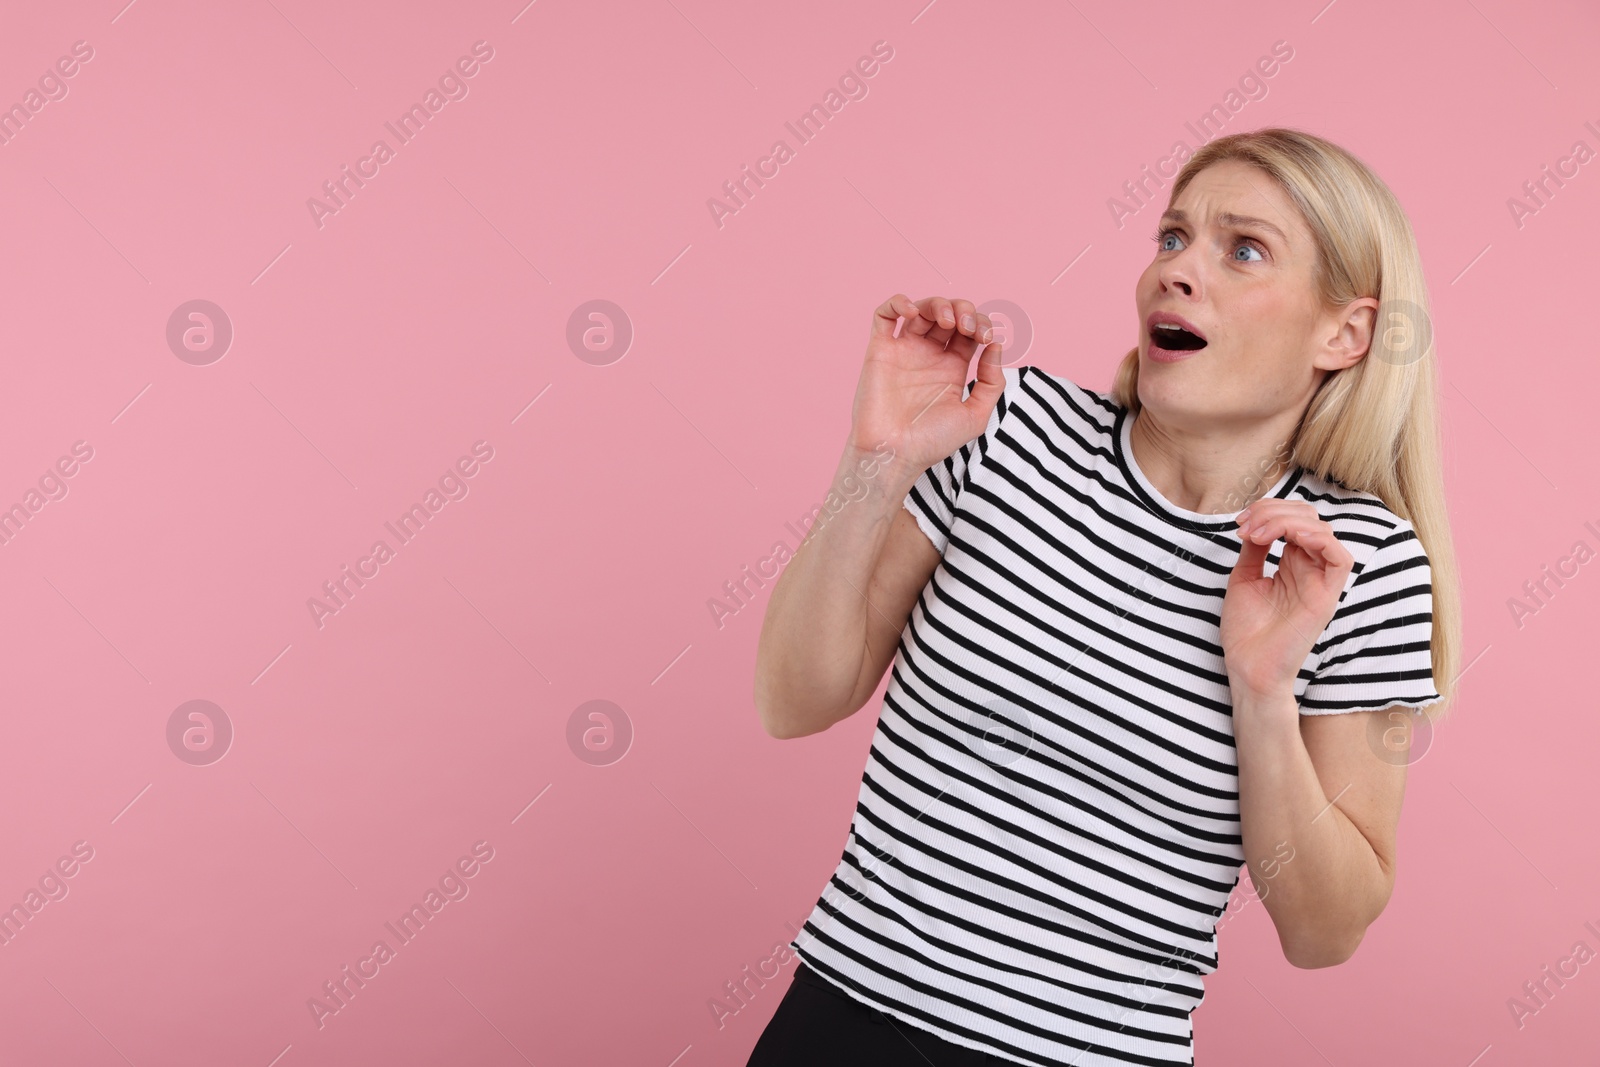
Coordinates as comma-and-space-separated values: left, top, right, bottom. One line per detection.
1151, 323, 1208, 351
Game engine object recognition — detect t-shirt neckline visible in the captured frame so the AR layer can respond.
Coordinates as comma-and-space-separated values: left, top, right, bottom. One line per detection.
1113, 406, 1301, 532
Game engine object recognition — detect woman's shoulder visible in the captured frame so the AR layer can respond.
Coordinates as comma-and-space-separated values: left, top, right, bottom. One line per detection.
1287, 470, 1424, 564
1002, 364, 1123, 439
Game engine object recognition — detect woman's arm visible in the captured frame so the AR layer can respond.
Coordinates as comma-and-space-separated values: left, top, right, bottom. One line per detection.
1222, 498, 1411, 966
752, 447, 933, 739
753, 293, 1002, 739
1233, 689, 1408, 968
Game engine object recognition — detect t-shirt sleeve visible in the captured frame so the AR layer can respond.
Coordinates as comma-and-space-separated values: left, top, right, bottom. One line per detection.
1298, 521, 1443, 715
901, 365, 1021, 556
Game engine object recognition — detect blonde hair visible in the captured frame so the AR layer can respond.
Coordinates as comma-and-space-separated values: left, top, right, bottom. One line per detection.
1112, 127, 1463, 722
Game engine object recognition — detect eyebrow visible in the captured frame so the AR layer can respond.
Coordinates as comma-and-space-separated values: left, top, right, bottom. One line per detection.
1159, 208, 1288, 245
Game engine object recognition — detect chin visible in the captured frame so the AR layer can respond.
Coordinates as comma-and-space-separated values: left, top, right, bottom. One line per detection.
1136, 344, 1190, 380
1134, 350, 1206, 417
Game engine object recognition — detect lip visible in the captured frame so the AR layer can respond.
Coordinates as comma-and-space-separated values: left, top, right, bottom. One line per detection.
1145, 311, 1208, 363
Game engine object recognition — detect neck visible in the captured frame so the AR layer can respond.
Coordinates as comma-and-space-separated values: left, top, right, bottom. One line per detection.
1128, 407, 1302, 516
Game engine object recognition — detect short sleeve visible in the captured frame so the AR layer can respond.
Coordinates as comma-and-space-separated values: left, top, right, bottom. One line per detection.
902, 365, 1022, 555
1298, 522, 1442, 715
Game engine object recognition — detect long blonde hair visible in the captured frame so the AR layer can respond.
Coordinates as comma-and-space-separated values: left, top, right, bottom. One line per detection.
1112, 127, 1463, 721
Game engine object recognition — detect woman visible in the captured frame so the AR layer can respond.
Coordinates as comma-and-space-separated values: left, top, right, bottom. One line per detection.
748, 127, 1463, 1067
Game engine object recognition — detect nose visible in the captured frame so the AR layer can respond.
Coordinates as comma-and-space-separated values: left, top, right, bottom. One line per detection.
1157, 248, 1197, 298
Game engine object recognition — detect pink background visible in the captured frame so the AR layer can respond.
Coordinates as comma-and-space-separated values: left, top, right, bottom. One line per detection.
1, 0, 1596, 1064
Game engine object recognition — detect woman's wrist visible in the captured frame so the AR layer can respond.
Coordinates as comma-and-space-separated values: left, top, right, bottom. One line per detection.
840, 434, 922, 499
1228, 672, 1297, 706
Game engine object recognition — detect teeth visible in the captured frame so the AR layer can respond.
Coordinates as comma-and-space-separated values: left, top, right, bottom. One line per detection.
1150, 320, 1207, 352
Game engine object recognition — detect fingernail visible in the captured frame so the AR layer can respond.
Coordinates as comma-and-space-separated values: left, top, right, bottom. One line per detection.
961, 315, 975, 331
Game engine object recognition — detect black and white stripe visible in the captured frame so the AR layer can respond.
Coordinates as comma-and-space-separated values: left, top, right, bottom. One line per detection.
791, 364, 1440, 1066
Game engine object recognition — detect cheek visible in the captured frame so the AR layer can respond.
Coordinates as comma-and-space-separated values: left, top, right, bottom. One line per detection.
1227, 294, 1296, 352
1134, 263, 1153, 294
1134, 263, 1162, 307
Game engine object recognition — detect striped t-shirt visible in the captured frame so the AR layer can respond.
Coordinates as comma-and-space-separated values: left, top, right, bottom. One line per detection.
790, 363, 1440, 1066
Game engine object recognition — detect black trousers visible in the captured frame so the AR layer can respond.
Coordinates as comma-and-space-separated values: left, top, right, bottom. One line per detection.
745, 962, 1007, 1066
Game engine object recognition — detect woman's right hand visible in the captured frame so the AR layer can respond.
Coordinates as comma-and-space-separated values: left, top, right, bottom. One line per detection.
848, 293, 1005, 473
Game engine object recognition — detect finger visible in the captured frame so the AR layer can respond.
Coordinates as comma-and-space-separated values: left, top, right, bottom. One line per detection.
966, 336, 1005, 418
1283, 528, 1355, 571
1228, 530, 1271, 586
916, 296, 957, 346
945, 300, 997, 362
931, 297, 959, 346
946, 299, 977, 358
1241, 520, 1289, 545
1236, 504, 1322, 543
974, 310, 995, 345
951, 299, 993, 344
874, 293, 924, 341
1241, 516, 1318, 548
947, 318, 994, 362
1249, 519, 1352, 577
901, 295, 941, 338
1237, 499, 1316, 525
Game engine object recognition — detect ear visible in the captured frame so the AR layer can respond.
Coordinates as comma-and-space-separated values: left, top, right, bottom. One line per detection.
1313, 296, 1379, 372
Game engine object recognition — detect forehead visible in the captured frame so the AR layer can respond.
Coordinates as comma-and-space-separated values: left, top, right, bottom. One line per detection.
1166, 160, 1308, 248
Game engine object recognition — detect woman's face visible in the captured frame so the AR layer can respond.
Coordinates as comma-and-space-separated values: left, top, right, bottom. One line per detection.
1133, 159, 1374, 428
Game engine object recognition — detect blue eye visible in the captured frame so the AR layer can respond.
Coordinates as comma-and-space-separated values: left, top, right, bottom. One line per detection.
1151, 228, 1183, 252
1152, 227, 1266, 262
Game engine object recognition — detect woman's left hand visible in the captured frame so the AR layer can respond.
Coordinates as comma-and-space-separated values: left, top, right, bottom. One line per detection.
1221, 499, 1355, 700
